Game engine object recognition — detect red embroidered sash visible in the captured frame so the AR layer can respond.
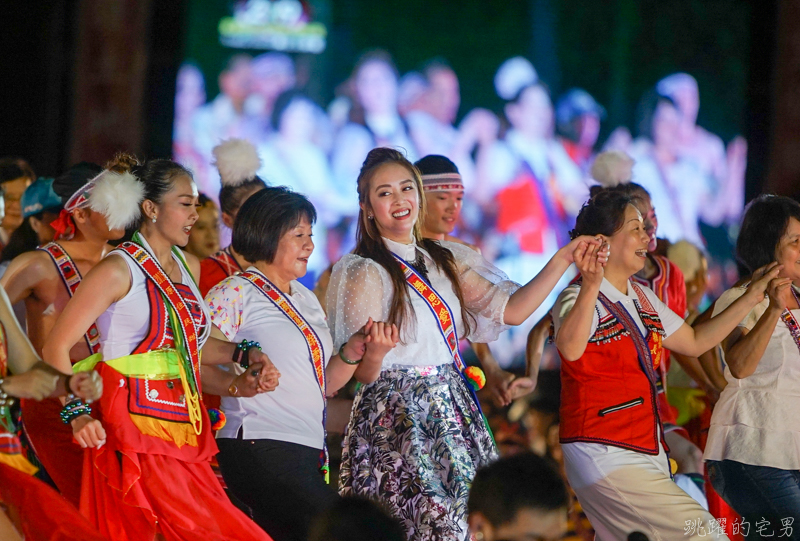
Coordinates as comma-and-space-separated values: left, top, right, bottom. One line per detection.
116, 241, 204, 434
39, 243, 101, 355
392, 254, 465, 371
239, 270, 330, 481
208, 248, 243, 277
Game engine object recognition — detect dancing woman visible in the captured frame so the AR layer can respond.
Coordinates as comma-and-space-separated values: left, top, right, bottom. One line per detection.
205, 186, 397, 541
1, 162, 124, 505
43, 155, 275, 541
552, 190, 775, 540
327, 147, 603, 540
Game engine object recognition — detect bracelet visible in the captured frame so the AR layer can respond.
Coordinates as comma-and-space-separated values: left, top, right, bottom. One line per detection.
60, 398, 91, 424
234, 340, 261, 369
338, 344, 361, 365
0, 378, 13, 408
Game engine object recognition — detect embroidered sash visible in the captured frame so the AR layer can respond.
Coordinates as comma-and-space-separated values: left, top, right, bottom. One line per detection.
781, 288, 800, 355
392, 254, 465, 371
208, 248, 243, 277
115, 240, 203, 435
39, 243, 101, 355
239, 270, 330, 482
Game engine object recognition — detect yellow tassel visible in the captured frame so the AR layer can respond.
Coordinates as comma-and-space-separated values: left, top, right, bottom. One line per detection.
0, 452, 39, 476
129, 414, 198, 448
176, 355, 203, 435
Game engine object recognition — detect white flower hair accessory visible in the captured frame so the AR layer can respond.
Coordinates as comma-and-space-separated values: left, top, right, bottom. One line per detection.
212, 138, 262, 187
88, 170, 145, 231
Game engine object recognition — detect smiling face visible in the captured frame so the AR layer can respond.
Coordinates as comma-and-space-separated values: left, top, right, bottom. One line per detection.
363, 162, 421, 243
424, 189, 463, 236
775, 217, 800, 283
631, 191, 658, 252
271, 215, 314, 281
605, 204, 651, 278
147, 174, 199, 248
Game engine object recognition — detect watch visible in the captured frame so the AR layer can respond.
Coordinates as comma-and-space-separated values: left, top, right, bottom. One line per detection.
228, 381, 239, 397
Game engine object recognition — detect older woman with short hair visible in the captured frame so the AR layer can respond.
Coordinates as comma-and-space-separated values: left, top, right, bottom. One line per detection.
205, 186, 397, 541
706, 194, 800, 541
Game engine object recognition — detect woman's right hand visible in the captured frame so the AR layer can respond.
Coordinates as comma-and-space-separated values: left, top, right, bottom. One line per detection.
745, 262, 784, 306
363, 321, 399, 361
574, 238, 608, 287
72, 415, 107, 449
1, 367, 59, 401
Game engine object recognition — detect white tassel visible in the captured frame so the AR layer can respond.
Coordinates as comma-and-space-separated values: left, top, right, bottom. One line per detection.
88, 170, 145, 230
212, 138, 262, 187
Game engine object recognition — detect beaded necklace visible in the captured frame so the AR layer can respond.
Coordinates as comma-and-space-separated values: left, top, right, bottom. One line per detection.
781, 287, 800, 353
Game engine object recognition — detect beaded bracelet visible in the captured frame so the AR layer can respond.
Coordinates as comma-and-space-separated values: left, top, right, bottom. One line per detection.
60, 398, 92, 424
0, 378, 13, 408
234, 340, 261, 369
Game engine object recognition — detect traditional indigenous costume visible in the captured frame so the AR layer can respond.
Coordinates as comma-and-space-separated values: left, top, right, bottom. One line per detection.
0, 320, 106, 540
19, 176, 106, 506
200, 247, 243, 297
553, 278, 727, 540
328, 239, 516, 540
74, 233, 270, 541
206, 268, 338, 541
631, 254, 688, 436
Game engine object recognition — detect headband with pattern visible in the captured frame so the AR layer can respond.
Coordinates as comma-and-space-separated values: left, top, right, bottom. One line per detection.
421, 172, 464, 193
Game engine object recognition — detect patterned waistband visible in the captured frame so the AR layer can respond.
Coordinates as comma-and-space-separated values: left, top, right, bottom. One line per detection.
381, 363, 455, 378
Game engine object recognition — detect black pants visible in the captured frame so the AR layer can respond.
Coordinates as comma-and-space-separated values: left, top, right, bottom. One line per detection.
217, 438, 339, 541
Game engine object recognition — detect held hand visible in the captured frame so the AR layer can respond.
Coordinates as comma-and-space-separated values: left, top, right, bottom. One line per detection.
343, 318, 373, 362
561, 235, 608, 265
483, 367, 515, 407
573, 238, 607, 287
1, 368, 59, 401
364, 321, 400, 360
70, 371, 103, 403
72, 415, 107, 449
746, 262, 783, 305
247, 350, 281, 393
766, 276, 794, 310
507, 376, 537, 401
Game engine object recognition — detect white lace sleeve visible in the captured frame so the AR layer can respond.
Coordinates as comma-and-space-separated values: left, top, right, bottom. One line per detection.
326, 254, 390, 351
441, 241, 520, 342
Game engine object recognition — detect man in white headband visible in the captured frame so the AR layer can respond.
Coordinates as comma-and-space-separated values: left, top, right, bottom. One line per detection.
0, 162, 127, 506
415, 155, 537, 408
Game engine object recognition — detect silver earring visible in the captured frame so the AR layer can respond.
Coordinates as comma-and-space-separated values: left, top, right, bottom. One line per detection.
151, 215, 157, 223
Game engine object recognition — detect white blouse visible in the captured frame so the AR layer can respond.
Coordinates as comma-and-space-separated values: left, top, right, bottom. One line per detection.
705, 286, 800, 470
205, 269, 333, 449
326, 238, 518, 368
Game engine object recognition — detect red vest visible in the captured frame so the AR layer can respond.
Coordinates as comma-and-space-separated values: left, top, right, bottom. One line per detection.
559, 283, 668, 455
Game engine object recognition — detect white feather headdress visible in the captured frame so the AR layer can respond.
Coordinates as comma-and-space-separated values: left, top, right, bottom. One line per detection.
88, 170, 145, 230
212, 138, 262, 187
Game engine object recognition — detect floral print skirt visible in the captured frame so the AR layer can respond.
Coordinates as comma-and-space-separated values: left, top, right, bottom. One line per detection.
339, 363, 498, 541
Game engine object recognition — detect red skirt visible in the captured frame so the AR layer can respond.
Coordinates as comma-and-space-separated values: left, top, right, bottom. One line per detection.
0, 462, 107, 541
81, 363, 270, 541
20, 397, 84, 507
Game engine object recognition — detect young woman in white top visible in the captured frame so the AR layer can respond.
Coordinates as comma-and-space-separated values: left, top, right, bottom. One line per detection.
43, 156, 276, 541
552, 189, 775, 541
205, 186, 397, 541
706, 195, 800, 540
327, 147, 603, 540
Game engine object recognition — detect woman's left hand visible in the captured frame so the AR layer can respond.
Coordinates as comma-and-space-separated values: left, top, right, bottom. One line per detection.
69, 371, 103, 403
247, 350, 281, 392
560, 235, 606, 265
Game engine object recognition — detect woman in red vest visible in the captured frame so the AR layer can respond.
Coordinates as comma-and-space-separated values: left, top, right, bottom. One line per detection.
552, 189, 776, 540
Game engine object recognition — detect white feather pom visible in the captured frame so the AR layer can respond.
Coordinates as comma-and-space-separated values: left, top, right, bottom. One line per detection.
88, 170, 145, 230
212, 138, 262, 187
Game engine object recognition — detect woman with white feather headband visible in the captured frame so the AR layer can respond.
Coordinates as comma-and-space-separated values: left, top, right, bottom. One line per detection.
199, 138, 267, 297
43, 155, 278, 541
1, 161, 125, 507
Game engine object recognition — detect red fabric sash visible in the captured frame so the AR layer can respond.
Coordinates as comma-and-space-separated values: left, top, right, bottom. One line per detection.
39, 242, 102, 355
